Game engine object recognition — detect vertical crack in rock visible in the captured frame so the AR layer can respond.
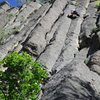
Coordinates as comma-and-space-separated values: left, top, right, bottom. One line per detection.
37, 4, 75, 72
41, 48, 100, 100
79, 1, 100, 77
1, 2, 41, 44
0, 3, 51, 59
23, 0, 70, 56
1, 0, 100, 100
37, 17, 71, 72
44, 11, 64, 41
79, 1, 97, 50
52, 0, 90, 73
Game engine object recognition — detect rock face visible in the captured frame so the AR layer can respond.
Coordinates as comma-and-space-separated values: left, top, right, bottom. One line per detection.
1, 0, 100, 100
41, 49, 100, 100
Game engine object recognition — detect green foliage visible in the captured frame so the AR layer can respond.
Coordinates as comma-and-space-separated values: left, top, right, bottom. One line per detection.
0, 27, 20, 44
92, 27, 100, 33
7, 13, 14, 20
0, 52, 48, 100
84, 58, 89, 65
96, 0, 100, 10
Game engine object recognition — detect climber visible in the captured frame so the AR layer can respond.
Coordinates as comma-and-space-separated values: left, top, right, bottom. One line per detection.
67, 10, 80, 19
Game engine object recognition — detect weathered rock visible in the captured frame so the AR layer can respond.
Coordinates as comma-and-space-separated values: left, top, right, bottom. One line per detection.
97, 31, 100, 43
24, 0, 69, 55
0, 7, 19, 42
52, 0, 90, 73
0, 2, 41, 43
96, 12, 100, 27
0, 3, 51, 59
89, 50, 100, 66
36, 0, 54, 4
38, 13, 71, 71
0, 3, 19, 30
40, 49, 100, 100
87, 50, 100, 75
14, 44, 23, 52
87, 33, 100, 57
1, 3, 10, 11
0, 12, 8, 29
79, 1, 97, 48
10, 2, 41, 26
90, 65, 100, 75
1, 0, 100, 100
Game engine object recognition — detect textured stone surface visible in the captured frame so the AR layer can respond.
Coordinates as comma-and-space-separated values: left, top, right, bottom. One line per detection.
1, 2, 41, 43
79, 1, 97, 49
38, 17, 71, 71
89, 50, 100, 66
1, 0, 100, 100
52, 0, 90, 73
24, 0, 69, 55
90, 65, 100, 75
41, 50, 100, 100
0, 3, 50, 59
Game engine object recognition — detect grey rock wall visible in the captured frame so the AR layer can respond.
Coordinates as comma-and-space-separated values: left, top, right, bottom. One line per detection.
1, 0, 100, 100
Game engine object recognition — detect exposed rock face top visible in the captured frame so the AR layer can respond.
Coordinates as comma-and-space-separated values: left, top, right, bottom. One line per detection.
1, 0, 100, 100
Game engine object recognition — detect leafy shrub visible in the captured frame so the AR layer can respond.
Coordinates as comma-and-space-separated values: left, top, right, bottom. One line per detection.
0, 52, 48, 100
7, 13, 14, 20
92, 27, 100, 33
96, 0, 100, 10
84, 58, 89, 65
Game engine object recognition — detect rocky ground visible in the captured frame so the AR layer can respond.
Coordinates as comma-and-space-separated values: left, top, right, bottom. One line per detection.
0, 0, 100, 100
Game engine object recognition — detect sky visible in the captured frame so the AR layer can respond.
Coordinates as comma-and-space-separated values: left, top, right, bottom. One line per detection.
0, 0, 26, 7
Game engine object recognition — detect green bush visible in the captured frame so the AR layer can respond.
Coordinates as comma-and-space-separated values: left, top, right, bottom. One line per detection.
92, 27, 100, 33
96, 0, 100, 10
0, 52, 48, 100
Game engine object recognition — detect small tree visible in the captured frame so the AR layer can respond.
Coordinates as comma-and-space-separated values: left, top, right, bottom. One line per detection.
0, 52, 48, 100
